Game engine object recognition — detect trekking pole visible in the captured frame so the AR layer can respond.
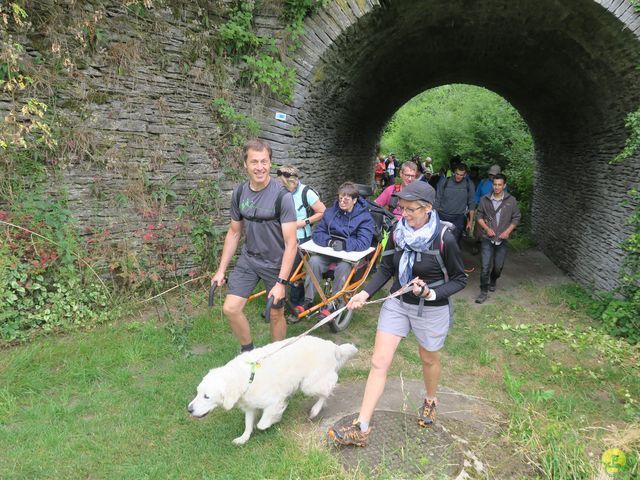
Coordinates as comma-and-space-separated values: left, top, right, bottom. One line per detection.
209, 282, 218, 307
264, 295, 274, 323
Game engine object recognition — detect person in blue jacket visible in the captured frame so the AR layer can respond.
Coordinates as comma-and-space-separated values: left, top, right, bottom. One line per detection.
298, 181, 374, 318
474, 165, 504, 204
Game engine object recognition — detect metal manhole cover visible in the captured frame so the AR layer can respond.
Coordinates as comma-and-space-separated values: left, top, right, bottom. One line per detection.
329, 411, 463, 479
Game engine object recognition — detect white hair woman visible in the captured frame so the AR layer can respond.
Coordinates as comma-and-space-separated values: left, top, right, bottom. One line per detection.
328, 181, 467, 446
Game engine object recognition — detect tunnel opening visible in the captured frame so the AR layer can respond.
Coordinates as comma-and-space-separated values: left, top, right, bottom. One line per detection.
270, 0, 640, 290
378, 82, 535, 237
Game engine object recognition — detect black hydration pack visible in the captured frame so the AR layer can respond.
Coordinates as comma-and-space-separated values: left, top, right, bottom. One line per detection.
233, 181, 287, 223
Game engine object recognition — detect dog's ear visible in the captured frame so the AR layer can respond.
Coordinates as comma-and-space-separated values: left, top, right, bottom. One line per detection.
221, 373, 244, 410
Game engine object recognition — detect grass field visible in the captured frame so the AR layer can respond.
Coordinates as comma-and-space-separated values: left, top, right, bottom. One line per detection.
1, 282, 638, 479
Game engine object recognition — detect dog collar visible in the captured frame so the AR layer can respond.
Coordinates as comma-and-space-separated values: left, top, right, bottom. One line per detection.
248, 361, 260, 384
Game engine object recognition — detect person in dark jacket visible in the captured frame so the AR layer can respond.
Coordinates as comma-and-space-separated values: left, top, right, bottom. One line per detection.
300, 182, 374, 318
474, 173, 521, 304
327, 181, 467, 447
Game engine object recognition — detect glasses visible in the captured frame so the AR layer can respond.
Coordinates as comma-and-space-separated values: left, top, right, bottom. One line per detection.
397, 205, 425, 214
276, 170, 297, 178
401, 172, 417, 179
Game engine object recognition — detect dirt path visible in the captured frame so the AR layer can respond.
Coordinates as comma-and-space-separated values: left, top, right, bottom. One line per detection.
314, 247, 571, 478
458, 242, 570, 303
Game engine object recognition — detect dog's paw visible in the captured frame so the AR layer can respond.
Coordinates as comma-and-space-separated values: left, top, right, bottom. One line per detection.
256, 419, 270, 430
232, 435, 249, 445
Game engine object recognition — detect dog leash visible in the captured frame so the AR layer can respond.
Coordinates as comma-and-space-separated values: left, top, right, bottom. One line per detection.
247, 279, 419, 368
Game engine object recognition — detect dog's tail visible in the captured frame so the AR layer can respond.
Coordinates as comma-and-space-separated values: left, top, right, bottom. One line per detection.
336, 343, 358, 369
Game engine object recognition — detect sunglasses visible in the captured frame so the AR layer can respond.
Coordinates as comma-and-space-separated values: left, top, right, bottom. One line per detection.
276, 170, 297, 178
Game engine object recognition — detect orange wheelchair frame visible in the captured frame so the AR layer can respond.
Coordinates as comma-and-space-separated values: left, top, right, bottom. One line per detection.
208, 184, 395, 332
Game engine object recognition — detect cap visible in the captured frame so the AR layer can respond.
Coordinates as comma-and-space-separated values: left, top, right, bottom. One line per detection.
488, 165, 501, 175
393, 180, 436, 204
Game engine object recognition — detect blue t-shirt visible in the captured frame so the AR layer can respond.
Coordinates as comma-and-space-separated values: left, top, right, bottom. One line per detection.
291, 182, 320, 240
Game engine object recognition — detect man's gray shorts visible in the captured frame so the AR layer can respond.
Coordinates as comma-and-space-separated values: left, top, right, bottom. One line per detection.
227, 254, 284, 308
378, 297, 451, 351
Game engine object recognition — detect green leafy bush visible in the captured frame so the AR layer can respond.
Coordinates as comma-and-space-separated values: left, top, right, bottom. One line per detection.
242, 54, 296, 101
381, 84, 535, 222
218, 2, 261, 59
612, 109, 640, 164
216, 0, 317, 101
183, 179, 226, 273
599, 189, 640, 343
0, 198, 113, 343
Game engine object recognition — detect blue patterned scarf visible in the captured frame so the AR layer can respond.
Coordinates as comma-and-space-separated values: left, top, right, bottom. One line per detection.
394, 211, 441, 286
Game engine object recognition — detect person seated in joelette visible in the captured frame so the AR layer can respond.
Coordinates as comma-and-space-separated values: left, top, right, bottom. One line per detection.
298, 181, 374, 318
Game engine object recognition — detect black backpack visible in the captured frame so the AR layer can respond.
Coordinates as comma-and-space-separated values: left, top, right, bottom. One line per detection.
233, 181, 287, 223
299, 185, 319, 218
441, 175, 473, 197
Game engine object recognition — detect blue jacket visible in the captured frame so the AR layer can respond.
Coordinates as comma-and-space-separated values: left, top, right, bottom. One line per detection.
312, 197, 374, 252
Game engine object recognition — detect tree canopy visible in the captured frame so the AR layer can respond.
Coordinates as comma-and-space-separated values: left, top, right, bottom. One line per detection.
380, 84, 534, 207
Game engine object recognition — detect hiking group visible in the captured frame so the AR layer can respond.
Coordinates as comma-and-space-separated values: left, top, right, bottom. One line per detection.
211, 139, 520, 447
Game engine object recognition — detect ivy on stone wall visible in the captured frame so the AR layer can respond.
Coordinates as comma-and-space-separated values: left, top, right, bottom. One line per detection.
216, 0, 325, 102
282, 0, 328, 53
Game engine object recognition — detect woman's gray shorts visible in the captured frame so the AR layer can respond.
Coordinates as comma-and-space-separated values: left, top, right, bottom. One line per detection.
377, 297, 451, 352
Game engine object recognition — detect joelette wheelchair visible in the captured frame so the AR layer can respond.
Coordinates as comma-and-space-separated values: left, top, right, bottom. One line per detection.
209, 184, 396, 332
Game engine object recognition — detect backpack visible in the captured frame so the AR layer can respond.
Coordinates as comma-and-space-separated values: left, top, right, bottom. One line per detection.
299, 184, 319, 218
387, 221, 455, 318
441, 175, 473, 199
233, 181, 287, 223
388, 184, 403, 210
389, 221, 453, 284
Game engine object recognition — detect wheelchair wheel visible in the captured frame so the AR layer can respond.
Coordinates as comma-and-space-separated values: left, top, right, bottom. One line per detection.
329, 307, 353, 332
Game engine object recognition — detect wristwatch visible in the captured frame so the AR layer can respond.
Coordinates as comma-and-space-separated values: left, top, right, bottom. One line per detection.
276, 277, 289, 285
305, 218, 311, 226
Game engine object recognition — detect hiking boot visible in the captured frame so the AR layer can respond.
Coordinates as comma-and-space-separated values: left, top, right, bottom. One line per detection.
489, 281, 497, 292
318, 306, 333, 319
475, 291, 488, 304
327, 419, 371, 446
417, 399, 437, 427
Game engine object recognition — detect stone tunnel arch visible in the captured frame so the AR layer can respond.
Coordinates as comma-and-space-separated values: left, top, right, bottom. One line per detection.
258, 0, 640, 292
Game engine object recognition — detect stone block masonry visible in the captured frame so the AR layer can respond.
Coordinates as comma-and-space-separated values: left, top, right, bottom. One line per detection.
3, 0, 640, 291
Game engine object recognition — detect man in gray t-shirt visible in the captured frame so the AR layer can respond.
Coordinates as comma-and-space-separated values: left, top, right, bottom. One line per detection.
434, 162, 476, 244
211, 139, 297, 352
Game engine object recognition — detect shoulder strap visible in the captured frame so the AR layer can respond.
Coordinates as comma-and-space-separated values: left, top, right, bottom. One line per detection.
389, 184, 402, 209
234, 181, 247, 220
274, 187, 287, 222
301, 185, 310, 211
236, 182, 286, 223
301, 185, 318, 217
423, 224, 449, 283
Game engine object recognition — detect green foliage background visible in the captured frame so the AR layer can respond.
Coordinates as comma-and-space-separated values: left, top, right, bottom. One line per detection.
381, 84, 535, 224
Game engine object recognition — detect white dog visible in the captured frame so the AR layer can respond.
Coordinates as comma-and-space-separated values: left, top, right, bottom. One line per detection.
188, 335, 357, 445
